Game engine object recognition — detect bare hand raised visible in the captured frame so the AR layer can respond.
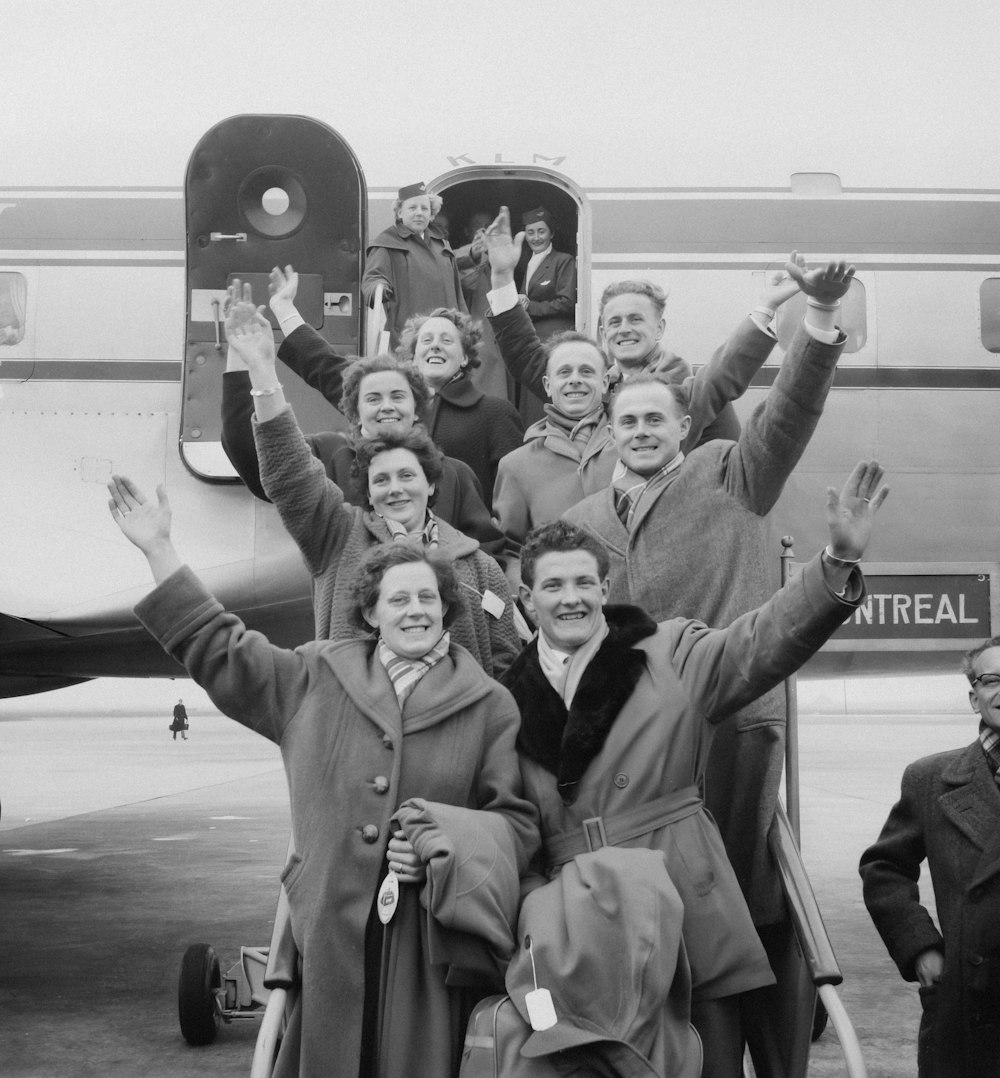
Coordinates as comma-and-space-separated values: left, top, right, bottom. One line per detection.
224, 279, 265, 337
227, 309, 278, 380
108, 475, 171, 553
785, 251, 856, 305
268, 265, 298, 312
826, 460, 889, 561
484, 206, 525, 283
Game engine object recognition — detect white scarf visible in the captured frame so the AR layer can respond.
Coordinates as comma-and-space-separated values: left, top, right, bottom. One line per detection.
536, 616, 610, 709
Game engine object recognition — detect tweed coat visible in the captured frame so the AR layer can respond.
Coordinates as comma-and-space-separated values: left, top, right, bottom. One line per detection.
135, 566, 537, 1078
253, 406, 519, 677
563, 323, 846, 923
520, 248, 577, 341
220, 357, 507, 561
860, 741, 1000, 1077
502, 553, 861, 1004
362, 223, 467, 348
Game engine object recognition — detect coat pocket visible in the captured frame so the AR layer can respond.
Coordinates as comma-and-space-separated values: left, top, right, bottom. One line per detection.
672, 818, 718, 898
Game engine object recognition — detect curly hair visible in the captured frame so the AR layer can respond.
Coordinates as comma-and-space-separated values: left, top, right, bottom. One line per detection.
393, 193, 444, 222
350, 427, 445, 509
397, 307, 483, 369
598, 279, 669, 320
349, 543, 464, 635
520, 520, 610, 589
608, 372, 690, 420
339, 354, 431, 429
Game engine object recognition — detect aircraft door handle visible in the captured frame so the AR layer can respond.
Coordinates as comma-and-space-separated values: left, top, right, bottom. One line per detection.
211, 297, 222, 351
209, 232, 248, 242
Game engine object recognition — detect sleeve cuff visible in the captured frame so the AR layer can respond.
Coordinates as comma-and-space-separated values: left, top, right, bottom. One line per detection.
487, 281, 519, 315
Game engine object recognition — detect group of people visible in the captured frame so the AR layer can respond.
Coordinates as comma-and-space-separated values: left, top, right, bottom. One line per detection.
102, 189, 990, 1078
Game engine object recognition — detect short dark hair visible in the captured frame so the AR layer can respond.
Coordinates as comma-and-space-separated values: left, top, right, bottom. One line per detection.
351, 427, 445, 509
339, 354, 431, 429
961, 635, 1000, 683
598, 279, 668, 319
520, 520, 611, 588
349, 543, 464, 634
397, 307, 483, 369
543, 331, 608, 371
609, 372, 690, 420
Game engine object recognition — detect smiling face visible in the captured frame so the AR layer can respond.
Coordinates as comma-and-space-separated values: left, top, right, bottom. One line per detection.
367, 448, 433, 533
356, 370, 417, 438
520, 549, 609, 654
412, 316, 468, 389
363, 561, 445, 659
969, 645, 1000, 733
525, 220, 553, 253
399, 196, 432, 234
611, 381, 691, 477
543, 340, 608, 418
601, 292, 665, 371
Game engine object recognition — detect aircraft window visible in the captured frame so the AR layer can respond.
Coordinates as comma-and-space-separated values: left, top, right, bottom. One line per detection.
0, 272, 27, 346
262, 186, 291, 216
773, 276, 867, 354
979, 279, 1000, 353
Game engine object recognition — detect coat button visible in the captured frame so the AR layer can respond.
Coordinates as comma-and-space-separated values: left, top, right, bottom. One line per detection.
969, 953, 985, 966
613, 773, 629, 788
361, 825, 380, 844
373, 776, 390, 795
382, 734, 394, 750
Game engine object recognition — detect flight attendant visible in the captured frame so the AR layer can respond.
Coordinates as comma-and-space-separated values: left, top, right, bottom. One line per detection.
362, 182, 467, 348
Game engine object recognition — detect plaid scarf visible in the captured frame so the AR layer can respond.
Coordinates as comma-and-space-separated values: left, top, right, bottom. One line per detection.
979, 721, 1000, 787
611, 453, 684, 529
378, 632, 451, 709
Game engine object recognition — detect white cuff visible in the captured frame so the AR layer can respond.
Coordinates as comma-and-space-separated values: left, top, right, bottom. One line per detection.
804, 319, 842, 345
276, 310, 306, 337
486, 281, 519, 315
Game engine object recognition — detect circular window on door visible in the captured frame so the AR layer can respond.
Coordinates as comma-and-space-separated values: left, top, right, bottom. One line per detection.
238, 166, 307, 238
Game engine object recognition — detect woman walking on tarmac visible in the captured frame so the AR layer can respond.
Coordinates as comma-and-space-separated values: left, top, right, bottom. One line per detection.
106, 480, 537, 1078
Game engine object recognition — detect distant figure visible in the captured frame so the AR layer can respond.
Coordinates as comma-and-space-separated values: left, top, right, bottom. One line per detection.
457, 210, 512, 401
170, 699, 188, 740
362, 182, 467, 348
860, 634, 1000, 1078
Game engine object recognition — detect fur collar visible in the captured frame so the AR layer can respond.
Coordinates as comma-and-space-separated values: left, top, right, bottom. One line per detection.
502, 605, 656, 804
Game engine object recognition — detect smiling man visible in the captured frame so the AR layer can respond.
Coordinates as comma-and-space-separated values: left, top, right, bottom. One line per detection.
503, 474, 884, 1077
861, 635, 1000, 1078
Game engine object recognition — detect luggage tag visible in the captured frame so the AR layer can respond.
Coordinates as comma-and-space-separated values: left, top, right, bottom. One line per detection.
522, 934, 557, 1031
377, 869, 399, 925
481, 589, 505, 620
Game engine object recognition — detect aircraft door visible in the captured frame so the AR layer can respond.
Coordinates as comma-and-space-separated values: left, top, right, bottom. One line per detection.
182, 114, 366, 479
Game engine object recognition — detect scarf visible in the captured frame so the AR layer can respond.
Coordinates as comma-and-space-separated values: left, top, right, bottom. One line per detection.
979, 720, 1000, 787
541, 402, 605, 454
378, 511, 440, 549
611, 453, 684, 529
536, 618, 611, 710
378, 631, 451, 710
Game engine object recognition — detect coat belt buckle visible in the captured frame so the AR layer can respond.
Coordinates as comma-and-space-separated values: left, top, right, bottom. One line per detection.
581, 816, 608, 852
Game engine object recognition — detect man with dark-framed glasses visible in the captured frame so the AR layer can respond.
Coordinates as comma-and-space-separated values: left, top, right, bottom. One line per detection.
860, 634, 1000, 1077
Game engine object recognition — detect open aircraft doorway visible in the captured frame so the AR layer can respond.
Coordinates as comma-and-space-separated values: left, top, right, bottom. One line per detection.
429, 166, 591, 333
181, 114, 366, 480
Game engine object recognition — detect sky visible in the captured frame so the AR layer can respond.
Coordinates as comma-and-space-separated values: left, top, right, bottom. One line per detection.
4, 0, 1000, 190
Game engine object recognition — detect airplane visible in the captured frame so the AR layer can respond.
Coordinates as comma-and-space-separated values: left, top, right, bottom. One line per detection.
1, 108, 997, 700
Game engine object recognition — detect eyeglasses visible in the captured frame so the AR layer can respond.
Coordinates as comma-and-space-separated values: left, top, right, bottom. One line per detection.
971, 673, 1000, 688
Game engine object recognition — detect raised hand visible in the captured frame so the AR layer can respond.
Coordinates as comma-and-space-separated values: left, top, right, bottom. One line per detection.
484, 206, 525, 283
826, 460, 889, 561
759, 253, 807, 310
268, 265, 299, 314
227, 309, 278, 381
224, 278, 265, 337
108, 475, 171, 551
785, 251, 856, 306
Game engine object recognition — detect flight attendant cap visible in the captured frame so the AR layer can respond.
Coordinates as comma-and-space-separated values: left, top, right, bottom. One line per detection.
398, 182, 427, 201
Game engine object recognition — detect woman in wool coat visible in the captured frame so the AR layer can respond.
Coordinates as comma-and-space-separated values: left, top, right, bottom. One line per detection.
107, 488, 538, 1078
229, 310, 520, 677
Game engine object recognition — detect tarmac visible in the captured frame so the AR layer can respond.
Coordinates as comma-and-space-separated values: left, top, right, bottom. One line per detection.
0, 675, 975, 1077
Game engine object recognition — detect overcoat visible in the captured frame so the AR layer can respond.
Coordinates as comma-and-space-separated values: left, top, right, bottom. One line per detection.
520, 249, 577, 341
502, 553, 861, 1003
563, 323, 846, 922
362, 223, 467, 348
220, 339, 507, 560
135, 566, 537, 1078
860, 741, 1000, 1077
253, 406, 520, 677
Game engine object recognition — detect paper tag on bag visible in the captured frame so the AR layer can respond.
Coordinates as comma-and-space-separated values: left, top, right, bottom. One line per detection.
377, 870, 399, 924
525, 988, 557, 1031
481, 589, 505, 620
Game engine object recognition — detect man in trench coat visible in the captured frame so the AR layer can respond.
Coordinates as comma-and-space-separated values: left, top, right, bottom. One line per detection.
860, 634, 1000, 1078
